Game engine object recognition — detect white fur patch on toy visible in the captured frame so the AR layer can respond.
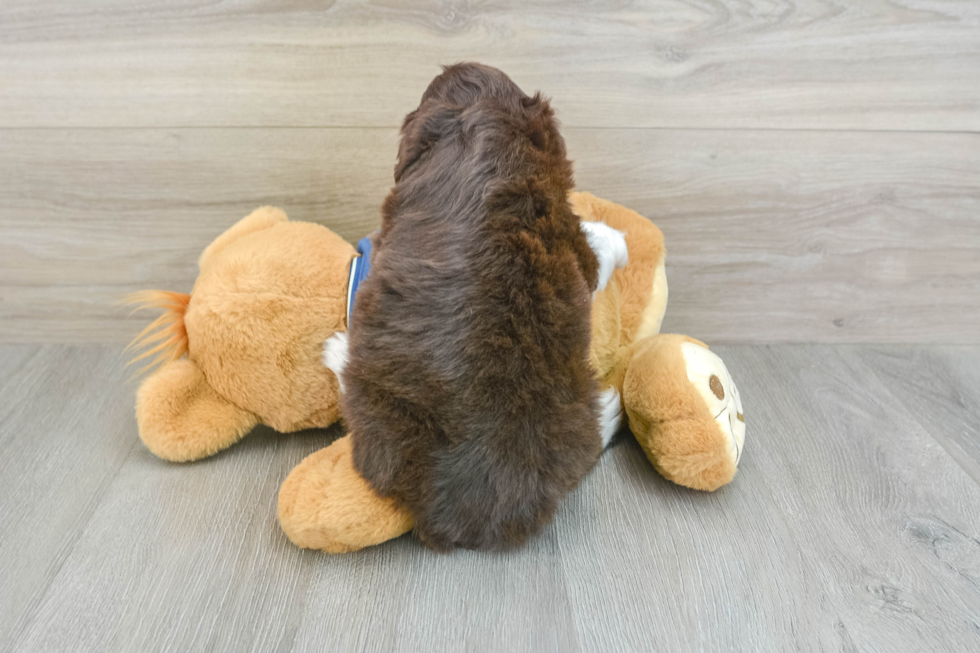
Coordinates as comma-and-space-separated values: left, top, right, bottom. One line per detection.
581, 221, 628, 292
322, 332, 350, 393
597, 386, 623, 449
680, 342, 745, 466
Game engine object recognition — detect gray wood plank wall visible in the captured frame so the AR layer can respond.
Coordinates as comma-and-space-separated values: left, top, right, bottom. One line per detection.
1, 0, 978, 344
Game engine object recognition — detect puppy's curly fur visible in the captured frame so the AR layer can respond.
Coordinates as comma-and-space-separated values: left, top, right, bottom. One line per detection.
343, 63, 602, 551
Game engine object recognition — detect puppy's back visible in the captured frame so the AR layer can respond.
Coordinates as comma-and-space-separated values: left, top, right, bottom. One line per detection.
344, 64, 601, 551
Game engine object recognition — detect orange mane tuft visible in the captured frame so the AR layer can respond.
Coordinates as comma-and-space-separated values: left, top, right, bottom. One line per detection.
124, 290, 191, 376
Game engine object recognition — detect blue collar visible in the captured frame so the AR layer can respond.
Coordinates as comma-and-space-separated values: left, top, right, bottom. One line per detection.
346, 235, 374, 327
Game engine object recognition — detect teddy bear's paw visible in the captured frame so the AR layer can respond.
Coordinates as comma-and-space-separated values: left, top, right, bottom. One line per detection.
597, 386, 624, 449
681, 342, 745, 466
581, 220, 628, 292
322, 331, 350, 393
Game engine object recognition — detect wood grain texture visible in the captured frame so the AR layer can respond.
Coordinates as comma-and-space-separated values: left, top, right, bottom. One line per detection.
554, 344, 980, 652
570, 129, 980, 344
0, 346, 138, 646
3, 345, 980, 652
0, 128, 397, 343
856, 346, 980, 486
2, 128, 977, 344
0, 0, 977, 130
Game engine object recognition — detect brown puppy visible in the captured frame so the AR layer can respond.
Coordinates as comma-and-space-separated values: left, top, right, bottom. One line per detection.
341, 63, 602, 551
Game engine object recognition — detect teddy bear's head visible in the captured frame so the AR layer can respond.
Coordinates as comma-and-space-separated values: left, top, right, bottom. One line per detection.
129, 207, 356, 461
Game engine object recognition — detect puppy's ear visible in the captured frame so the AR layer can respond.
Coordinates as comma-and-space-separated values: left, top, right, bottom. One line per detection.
395, 101, 463, 182
521, 93, 554, 152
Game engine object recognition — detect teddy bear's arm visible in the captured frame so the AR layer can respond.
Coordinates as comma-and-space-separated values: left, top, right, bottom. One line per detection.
137, 358, 259, 462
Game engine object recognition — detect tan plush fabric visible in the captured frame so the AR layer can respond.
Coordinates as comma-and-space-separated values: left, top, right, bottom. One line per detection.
622, 334, 737, 491
136, 358, 259, 462
198, 206, 289, 272
133, 207, 354, 460
572, 192, 666, 349
588, 275, 622, 383
575, 193, 741, 493
185, 218, 351, 433
278, 435, 414, 553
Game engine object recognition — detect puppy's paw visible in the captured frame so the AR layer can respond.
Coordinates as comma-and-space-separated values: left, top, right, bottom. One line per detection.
597, 386, 624, 449
581, 221, 628, 292
322, 332, 350, 393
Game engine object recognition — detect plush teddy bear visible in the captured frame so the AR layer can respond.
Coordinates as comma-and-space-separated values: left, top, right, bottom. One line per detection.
129, 192, 745, 553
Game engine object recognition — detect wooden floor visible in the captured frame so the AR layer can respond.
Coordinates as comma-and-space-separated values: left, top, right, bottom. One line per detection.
1, 344, 979, 652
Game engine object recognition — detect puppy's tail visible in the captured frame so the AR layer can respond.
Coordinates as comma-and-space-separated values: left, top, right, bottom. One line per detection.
123, 290, 191, 376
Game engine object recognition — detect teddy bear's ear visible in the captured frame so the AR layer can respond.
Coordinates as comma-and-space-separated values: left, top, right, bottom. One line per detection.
394, 101, 463, 183
136, 358, 258, 462
198, 206, 288, 272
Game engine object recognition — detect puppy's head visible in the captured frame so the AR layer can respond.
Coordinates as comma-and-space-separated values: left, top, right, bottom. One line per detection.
394, 63, 566, 185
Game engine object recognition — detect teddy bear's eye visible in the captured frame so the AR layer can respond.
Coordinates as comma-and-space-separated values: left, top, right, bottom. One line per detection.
709, 374, 725, 400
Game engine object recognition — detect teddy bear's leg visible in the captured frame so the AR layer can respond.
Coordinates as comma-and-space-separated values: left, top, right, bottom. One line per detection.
278, 435, 414, 553
266, 333, 346, 433
621, 334, 745, 491
264, 331, 346, 434
137, 358, 259, 462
